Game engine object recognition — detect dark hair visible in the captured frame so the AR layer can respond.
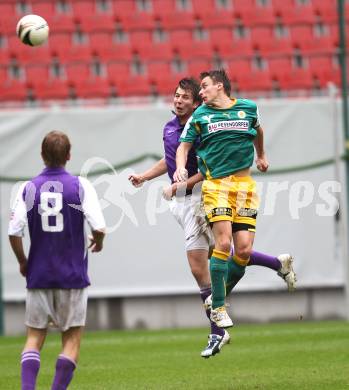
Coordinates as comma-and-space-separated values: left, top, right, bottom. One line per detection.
41, 131, 71, 167
200, 69, 231, 97
175, 77, 202, 104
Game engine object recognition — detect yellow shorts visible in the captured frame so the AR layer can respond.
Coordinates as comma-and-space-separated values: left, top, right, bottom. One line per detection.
202, 175, 259, 231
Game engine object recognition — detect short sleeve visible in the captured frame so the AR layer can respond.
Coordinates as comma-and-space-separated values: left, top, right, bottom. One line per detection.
179, 115, 199, 143
79, 177, 106, 231
8, 182, 28, 237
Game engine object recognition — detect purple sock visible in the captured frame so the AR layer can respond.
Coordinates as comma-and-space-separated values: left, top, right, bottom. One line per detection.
230, 246, 281, 270
200, 286, 224, 337
249, 251, 281, 271
51, 355, 76, 390
21, 350, 40, 390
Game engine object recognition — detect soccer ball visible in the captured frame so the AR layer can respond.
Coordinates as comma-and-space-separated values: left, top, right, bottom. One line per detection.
16, 14, 49, 46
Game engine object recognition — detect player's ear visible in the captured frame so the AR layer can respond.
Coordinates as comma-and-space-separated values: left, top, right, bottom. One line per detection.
67, 152, 71, 161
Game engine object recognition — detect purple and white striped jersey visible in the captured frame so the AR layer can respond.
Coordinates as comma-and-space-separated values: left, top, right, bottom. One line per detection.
8, 167, 105, 289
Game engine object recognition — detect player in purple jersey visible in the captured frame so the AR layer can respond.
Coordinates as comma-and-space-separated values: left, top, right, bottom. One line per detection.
8, 131, 106, 390
129, 78, 296, 358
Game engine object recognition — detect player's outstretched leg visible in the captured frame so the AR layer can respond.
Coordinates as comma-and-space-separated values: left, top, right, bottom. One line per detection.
234, 248, 297, 291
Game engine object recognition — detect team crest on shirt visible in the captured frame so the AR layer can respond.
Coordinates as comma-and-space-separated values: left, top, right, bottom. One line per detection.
238, 110, 246, 119
202, 114, 215, 123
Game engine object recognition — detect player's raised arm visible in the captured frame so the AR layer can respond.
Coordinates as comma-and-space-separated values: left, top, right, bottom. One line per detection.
254, 125, 269, 172
174, 142, 193, 182
128, 158, 167, 187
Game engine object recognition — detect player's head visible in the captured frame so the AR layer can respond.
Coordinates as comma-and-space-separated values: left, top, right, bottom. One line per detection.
41, 131, 71, 168
199, 69, 231, 105
173, 78, 202, 121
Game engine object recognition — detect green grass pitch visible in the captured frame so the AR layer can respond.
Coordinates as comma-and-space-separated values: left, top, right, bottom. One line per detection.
0, 320, 348, 389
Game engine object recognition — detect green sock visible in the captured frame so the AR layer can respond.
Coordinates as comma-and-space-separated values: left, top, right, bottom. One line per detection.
226, 258, 246, 296
210, 256, 228, 309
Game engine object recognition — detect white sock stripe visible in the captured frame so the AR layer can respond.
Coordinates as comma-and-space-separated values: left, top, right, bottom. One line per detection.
21, 357, 41, 364
21, 352, 40, 358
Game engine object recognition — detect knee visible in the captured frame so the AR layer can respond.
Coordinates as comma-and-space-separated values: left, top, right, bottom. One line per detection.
235, 244, 252, 260
214, 239, 231, 254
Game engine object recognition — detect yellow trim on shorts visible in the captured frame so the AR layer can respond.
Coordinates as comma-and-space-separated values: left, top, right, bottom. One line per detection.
212, 249, 230, 261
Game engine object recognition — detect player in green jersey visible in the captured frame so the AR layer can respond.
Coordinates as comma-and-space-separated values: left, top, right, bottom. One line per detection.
174, 69, 269, 328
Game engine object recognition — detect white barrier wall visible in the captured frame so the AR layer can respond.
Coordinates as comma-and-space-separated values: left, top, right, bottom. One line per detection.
0, 97, 346, 301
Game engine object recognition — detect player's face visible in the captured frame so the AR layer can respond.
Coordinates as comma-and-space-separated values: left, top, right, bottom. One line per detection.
199, 76, 219, 105
173, 87, 196, 119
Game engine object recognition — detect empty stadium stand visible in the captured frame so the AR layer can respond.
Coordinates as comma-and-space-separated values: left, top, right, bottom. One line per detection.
0, 0, 346, 102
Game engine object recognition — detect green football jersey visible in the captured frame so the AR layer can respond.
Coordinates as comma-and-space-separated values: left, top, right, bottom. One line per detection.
180, 98, 260, 179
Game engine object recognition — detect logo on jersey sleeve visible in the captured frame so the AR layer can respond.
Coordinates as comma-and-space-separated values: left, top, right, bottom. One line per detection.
207, 120, 249, 133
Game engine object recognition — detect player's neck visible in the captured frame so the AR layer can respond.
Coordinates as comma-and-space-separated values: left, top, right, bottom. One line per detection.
210, 95, 233, 109
178, 114, 192, 125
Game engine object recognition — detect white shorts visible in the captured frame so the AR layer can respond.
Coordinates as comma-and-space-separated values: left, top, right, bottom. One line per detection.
25, 288, 88, 332
169, 193, 214, 251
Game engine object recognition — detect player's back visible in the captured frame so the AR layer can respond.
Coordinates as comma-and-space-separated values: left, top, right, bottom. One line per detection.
24, 167, 89, 289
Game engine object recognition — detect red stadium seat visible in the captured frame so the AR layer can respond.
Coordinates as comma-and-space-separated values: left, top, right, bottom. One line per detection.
97, 47, 134, 63
118, 12, 155, 30
0, 66, 7, 84
30, 1, 56, 19
237, 70, 273, 92
73, 79, 111, 99
257, 38, 294, 57
116, 76, 151, 97
154, 77, 179, 95
0, 17, 18, 34
129, 31, 153, 50
308, 56, 336, 80
71, 0, 97, 17
298, 36, 337, 56
267, 57, 293, 79
152, 0, 177, 17
7, 41, 52, 64
278, 5, 315, 25
160, 12, 196, 30
271, 0, 295, 12
191, 0, 216, 16
238, 7, 276, 27
107, 62, 131, 83
136, 42, 174, 61
289, 26, 314, 47
25, 64, 50, 82
278, 67, 314, 90
176, 41, 213, 60
31, 79, 71, 100
49, 14, 76, 33
79, 14, 116, 33
0, 81, 28, 101
187, 59, 212, 78
65, 62, 91, 83
250, 27, 274, 46
315, 6, 338, 24
212, 30, 254, 58
232, 0, 255, 12
48, 33, 73, 51
112, 0, 137, 17
200, 10, 234, 28
147, 61, 172, 81
56, 45, 93, 63
228, 59, 252, 78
